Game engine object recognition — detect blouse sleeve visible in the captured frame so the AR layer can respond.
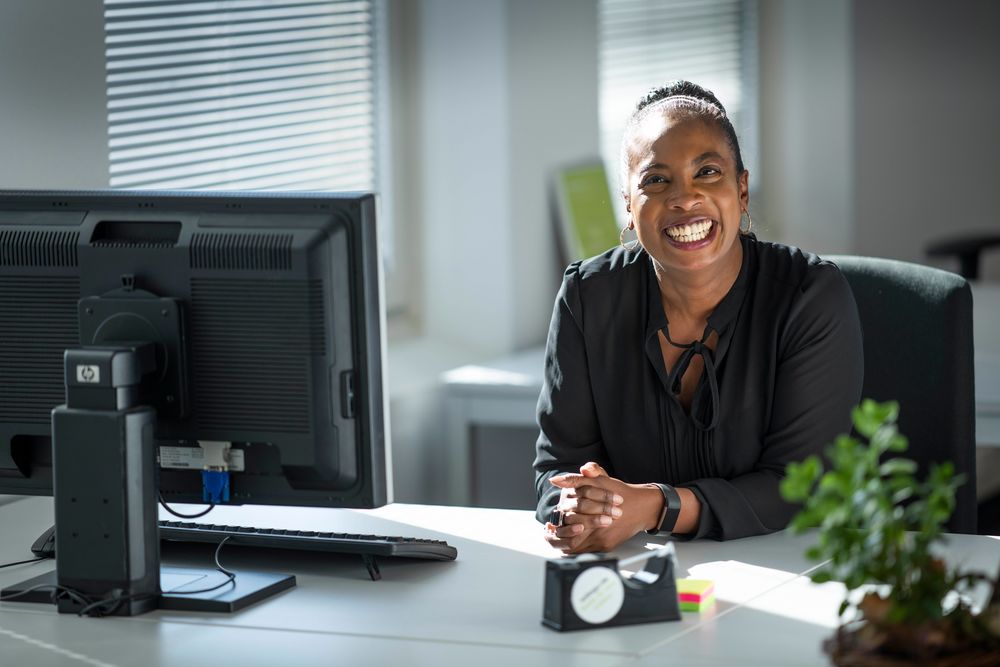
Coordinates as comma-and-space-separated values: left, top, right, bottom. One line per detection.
533, 265, 612, 523
683, 263, 864, 540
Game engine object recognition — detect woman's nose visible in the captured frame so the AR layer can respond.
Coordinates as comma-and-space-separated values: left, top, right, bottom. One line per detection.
666, 181, 703, 210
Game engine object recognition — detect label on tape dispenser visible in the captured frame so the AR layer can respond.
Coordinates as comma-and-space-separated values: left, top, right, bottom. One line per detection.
570, 565, 626, 624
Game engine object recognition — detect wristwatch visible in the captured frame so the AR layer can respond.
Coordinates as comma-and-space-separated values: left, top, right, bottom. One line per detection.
646, 483, 681, 535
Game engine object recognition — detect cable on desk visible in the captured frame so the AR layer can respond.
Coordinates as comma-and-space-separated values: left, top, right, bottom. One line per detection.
76, 591, 156, 618
0, 583, 92, 610
0, 556, 46, 569
158, 492, 215, 519
166, 536, 236, 596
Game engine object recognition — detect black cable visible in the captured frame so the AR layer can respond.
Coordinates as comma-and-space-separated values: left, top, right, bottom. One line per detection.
0, 556, 46, 569
3, 533, 236, 616
158, 492, 215, 519
168, 536, 236, 596
0, 583, 91, 610
76, 591, 156, 618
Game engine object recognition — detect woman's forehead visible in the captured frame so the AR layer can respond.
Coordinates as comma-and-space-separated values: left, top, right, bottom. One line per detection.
627, 113, 730, 167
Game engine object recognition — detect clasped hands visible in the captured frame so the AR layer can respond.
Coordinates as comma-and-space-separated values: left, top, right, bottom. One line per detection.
543, 461, 663, 554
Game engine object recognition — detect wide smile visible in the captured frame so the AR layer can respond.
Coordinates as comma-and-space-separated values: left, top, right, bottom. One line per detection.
662, 217, 718, 250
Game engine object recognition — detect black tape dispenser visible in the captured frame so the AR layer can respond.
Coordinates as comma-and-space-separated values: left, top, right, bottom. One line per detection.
541, 544, 681, 631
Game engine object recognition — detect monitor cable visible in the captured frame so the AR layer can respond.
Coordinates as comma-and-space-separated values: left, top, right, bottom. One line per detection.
158, 492, 215, 519
0, 556, 46, 569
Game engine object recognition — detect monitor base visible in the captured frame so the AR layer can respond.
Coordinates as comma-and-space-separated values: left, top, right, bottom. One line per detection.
2, 567, 295, 614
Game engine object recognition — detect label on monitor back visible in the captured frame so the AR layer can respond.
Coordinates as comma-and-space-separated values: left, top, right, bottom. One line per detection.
570, 565, 625, 624
158, 446, 245, 471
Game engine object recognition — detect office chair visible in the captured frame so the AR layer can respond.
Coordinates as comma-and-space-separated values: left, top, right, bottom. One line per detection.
827, 255, 977, 534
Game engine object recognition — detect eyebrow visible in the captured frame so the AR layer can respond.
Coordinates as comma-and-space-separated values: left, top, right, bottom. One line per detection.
638, 151, 726, 174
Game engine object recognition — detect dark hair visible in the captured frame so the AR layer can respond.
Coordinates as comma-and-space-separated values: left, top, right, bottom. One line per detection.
619, 80, 745, 193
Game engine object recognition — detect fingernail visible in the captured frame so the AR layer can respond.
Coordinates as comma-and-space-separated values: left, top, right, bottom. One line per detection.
611, 507, 622, 518
599, 515, 612, 526
572, 524, 584, 534
613, 494, 624, 504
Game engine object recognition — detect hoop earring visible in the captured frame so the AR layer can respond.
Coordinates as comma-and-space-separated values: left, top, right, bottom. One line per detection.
619, 224, 640, 251
740, 209, 753, 235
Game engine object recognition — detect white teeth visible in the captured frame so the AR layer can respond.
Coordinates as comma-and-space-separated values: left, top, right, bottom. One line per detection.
665, 220, 713, 243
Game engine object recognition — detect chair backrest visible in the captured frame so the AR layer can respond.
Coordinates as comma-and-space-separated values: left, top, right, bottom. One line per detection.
827, 255, 977, 534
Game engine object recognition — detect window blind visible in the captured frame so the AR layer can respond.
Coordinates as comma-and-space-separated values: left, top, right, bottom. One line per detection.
598, 0, 757, 197
104, 0, 376, 192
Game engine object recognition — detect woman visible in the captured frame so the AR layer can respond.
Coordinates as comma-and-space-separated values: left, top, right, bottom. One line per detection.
534, 81, 863, 553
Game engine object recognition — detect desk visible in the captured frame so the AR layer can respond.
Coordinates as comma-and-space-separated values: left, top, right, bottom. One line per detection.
1, 498, 997, 666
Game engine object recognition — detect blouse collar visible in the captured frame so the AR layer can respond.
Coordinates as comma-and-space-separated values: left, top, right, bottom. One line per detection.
643, 234, 756, 430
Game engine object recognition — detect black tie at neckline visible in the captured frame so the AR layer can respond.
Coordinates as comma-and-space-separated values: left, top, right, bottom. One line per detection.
663, 327, 721, 432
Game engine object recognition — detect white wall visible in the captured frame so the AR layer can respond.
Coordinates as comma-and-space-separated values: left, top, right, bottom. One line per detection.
414, 0, 599, 357
756, 0, 853, 254
853, 0, 1000, 280
382, 0, 601, 502
0, 0, 108, 189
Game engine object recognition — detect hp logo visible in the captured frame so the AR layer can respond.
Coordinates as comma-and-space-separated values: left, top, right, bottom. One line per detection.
76, 365, 101, 384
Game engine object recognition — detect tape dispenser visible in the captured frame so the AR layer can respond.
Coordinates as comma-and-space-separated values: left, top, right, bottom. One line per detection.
542, 543, 681, 631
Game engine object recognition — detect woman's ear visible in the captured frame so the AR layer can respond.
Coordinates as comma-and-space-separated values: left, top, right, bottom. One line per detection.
738, 170, 750, 209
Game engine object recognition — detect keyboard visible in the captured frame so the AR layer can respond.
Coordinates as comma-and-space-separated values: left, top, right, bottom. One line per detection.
158, 520, 458, 565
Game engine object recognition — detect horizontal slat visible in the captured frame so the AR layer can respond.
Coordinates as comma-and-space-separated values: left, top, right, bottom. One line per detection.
105, 0, 355, 15
107, 58, 370, 99
106, 3, 365, 31
117, 156, 372, 191
106, 14, 369, 45
112, 132, 370, 176
109, 80, 369, 124
107, 35, 368, 74
106, 24, 365, 58
108, 46, 369, 85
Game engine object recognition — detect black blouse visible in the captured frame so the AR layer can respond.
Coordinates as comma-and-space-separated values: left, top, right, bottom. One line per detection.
533, 234, 864, 540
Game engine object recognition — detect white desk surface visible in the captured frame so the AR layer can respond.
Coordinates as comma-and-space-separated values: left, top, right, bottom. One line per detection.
640, 532, 1000, 666
1, 498, 997, 667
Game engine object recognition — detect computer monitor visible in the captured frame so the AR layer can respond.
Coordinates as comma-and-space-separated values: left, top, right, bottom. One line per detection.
0, 189, 390, 614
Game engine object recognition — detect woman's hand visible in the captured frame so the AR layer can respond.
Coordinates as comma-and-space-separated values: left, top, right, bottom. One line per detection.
543, 462, 664, 554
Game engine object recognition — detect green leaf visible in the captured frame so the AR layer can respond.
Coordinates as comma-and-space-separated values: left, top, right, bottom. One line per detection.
781, 456, 822, 502
879, 459, 917, 477
887, 434, 908, 452
852, 399, 898, 438
811, 571, 832, 584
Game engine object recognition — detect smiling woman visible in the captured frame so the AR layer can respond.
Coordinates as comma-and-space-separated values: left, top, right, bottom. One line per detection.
534, 81, 864, 553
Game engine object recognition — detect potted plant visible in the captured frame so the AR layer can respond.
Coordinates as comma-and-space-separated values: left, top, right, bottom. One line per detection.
780, 399, 1000, 666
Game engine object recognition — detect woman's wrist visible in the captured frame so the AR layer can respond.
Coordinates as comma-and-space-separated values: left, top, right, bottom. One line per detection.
673, 486, 702, 535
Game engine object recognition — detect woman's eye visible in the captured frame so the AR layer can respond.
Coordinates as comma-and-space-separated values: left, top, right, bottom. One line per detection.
641, 175, 667, 186
698, 166, 721, 177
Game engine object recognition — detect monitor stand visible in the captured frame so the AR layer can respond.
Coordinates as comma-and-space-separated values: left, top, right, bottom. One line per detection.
4, 567, 293, 614
3, 340, 294, 616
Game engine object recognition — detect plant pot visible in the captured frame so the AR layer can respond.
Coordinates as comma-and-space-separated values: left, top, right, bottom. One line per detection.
825, 622, 1000, 667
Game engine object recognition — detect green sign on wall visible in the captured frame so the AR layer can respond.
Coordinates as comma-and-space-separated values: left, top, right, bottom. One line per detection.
555, 162, 620, 262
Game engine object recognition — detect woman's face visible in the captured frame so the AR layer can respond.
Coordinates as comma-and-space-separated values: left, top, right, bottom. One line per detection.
623, 112, 749, 276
